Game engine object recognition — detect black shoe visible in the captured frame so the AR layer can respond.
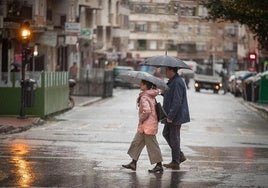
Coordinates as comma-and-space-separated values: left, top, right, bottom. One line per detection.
122, 162, 136, 171
148, 164, 163, 173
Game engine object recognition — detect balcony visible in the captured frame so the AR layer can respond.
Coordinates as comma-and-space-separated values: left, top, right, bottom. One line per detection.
109, 13, 120, 28
78, 0, 101, 10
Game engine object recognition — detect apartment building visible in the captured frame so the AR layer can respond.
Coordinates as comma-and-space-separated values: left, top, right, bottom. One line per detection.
128, 0, 179, 63
128, 0, 256, 70
0, 0, 130, 83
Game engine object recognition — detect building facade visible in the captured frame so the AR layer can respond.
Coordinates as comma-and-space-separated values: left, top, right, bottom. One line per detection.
0, 0, 130, 86
0, 0, 258, 88
128, 0, 256, 71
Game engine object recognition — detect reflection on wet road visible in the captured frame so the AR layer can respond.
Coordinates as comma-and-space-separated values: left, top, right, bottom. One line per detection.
0, 87, 268, 187
1, 139, 267, 187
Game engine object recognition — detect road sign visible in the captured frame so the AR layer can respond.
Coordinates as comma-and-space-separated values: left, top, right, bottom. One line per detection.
65, 22, 81, 33
80, 29, 91, 36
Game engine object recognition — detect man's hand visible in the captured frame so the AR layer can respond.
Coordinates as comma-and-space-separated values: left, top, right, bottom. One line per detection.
167, 118, 172, 123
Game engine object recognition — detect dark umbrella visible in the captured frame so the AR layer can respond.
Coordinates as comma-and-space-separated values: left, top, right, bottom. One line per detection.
117, 70, 168, 91
140, 55, 190, 69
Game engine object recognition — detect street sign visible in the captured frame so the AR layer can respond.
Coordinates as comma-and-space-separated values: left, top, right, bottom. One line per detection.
80, 29, 91, 36
65, 22, 81, 33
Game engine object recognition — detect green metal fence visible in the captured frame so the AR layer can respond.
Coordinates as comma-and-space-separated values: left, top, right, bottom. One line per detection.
0, 72, 69, 118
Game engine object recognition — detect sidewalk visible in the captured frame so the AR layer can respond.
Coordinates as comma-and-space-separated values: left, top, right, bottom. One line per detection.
0, 95, 267, 135
245, 101, 268, 119
0, 96, 102, 134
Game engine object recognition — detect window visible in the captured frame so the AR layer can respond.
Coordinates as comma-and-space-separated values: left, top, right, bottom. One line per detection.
224, 42, 237, 51
149, 41, 157, 50
225, 25, 237, 37
128, 40, 134, 50
150, 22, 158, 32
137, 40, 147, 50
217, 44, 223, 52
158, 41, 165, 50
196, 43, 206, 52
180, 6, 197, 17
178, 43, 196, 53
129, 22, 135, 32
135, 22, 147, 32
60, 15, 66, 27
167, 41, 176, 51
198, 5, 208, 17
47, 9, 52, 21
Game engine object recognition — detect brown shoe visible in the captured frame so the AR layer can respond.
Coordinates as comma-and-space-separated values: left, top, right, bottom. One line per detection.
122, 161, 136, 171
180, 155, 186, 163
148, 164, 163, 173
163, 162, 180, 170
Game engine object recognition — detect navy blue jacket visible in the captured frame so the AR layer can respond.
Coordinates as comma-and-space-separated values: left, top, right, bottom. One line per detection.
163, 74, 190, 125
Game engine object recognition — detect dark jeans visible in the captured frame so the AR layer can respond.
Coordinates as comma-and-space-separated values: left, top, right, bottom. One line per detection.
162, 123, 183, 163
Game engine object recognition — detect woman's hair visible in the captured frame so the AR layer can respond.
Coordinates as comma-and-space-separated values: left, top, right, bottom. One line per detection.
141, 80, 156, 89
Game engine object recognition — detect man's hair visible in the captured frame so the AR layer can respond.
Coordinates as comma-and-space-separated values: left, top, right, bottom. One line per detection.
167, 67, 178, 73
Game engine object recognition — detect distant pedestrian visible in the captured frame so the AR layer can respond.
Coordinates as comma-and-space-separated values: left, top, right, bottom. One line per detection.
220, 68, 228, 94
181, 73, 190, 89
11, 63, 21, 72
70, 62, 78, 80
162, 67, 190, 170
122, 80, 163, 173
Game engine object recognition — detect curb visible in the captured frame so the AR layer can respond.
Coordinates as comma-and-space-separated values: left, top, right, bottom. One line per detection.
0, 97, 104, 135
240, 99, 268, 120
0, 118, 45, 134
247, 102, 268, 120
75, 97, 104, 107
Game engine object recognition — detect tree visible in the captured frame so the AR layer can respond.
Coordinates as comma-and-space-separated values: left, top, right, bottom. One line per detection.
201, 0, 268, 50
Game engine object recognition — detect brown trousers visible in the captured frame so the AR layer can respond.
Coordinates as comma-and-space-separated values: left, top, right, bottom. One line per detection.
127, 132, 163, 164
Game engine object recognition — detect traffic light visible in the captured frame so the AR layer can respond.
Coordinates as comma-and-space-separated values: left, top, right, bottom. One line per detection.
18, 21, 31, 43
248, 53, 257, 61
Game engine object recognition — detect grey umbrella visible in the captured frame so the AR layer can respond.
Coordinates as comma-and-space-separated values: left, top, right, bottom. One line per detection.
117, 70, 168, 91
140, 55, 190, 69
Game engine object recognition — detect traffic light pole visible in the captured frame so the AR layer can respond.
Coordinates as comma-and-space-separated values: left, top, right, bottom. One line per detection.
19, 47, 27, 119
18, 21, 31, 119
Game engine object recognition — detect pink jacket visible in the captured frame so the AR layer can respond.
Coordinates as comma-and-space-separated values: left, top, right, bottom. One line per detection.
137, 89, 159, 135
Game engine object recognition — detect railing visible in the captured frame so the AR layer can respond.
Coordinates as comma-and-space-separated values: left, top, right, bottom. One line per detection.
0, 71, 69, 117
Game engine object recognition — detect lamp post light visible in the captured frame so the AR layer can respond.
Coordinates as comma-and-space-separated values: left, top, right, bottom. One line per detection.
32, 44, 38, 74
18, 21, 31, 119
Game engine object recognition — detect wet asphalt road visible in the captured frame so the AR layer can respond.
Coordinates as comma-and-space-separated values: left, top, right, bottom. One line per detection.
0, 82, 268, 187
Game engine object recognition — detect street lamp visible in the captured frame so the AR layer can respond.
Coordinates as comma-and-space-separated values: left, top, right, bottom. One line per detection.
19, 21, 31, 43
18, 21, 32, 119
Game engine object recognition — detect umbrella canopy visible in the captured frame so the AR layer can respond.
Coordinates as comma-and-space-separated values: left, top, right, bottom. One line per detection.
140, 55, 190, 69
117, 70, 168, 91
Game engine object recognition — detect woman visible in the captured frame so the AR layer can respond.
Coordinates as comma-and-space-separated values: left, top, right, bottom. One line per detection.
122, 79, 163, 173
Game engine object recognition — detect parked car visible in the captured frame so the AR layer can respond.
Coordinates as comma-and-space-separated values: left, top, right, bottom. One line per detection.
228, 70, 256, 97
113, 66, 138, 89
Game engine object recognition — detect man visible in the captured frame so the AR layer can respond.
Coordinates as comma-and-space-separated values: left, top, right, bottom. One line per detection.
219, 66, 228, 94
162, 66, 190, 169
70, 62, 78, 80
